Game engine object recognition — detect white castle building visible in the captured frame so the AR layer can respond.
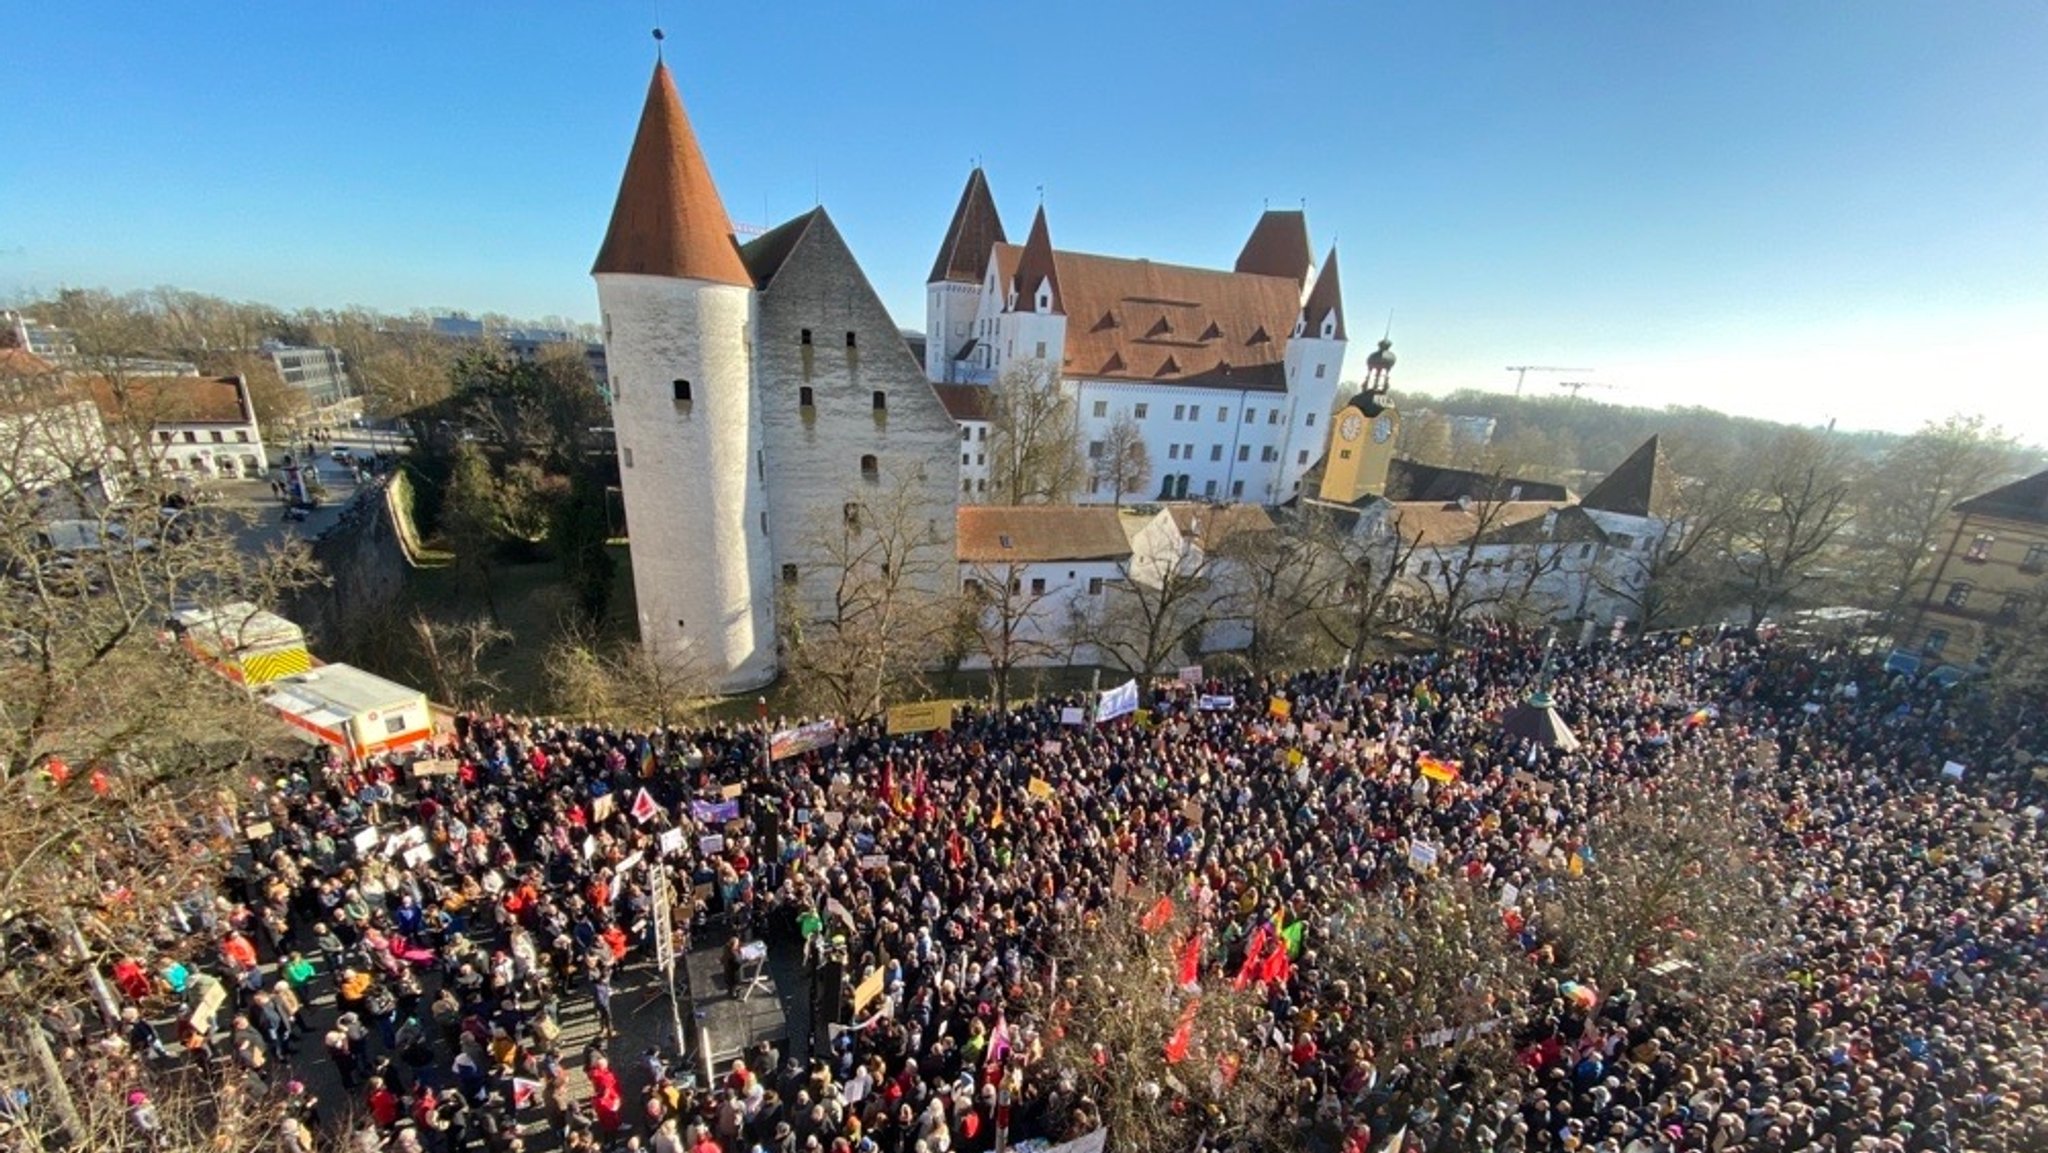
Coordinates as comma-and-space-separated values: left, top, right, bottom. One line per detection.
924, 176, 1350, 506
592, 61, 959, 692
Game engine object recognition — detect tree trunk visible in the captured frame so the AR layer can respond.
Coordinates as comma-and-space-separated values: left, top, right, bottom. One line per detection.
19, 1014, 86, 1148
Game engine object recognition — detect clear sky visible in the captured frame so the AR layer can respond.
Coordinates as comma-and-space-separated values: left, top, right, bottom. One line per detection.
4, 2, 2044, 438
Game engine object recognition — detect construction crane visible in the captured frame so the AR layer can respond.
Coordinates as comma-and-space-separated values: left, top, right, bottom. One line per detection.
1505, 366, 1593, 398
1555, 380, 1613, 403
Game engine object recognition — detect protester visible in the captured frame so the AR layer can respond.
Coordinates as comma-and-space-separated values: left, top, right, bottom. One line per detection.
47, 626, 2048, 1153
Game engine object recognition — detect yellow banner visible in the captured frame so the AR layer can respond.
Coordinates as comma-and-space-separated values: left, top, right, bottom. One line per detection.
886, 699, 960, 736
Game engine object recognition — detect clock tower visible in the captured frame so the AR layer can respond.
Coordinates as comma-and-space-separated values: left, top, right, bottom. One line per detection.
1317, 338, 1400, 504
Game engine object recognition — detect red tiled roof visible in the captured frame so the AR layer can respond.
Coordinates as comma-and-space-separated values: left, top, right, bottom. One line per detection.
0, 348, 55, 376
84, 374, 251, 426
1235, 210, 1313, 283
929, 169, 1007, 285
591, 62, 752, 286
992, 243, 1304, 389
957, 505, 1134, 563
930, 383, 993, 422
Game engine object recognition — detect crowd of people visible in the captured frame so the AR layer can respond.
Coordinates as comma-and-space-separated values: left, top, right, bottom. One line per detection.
41, 628, 2048, 1153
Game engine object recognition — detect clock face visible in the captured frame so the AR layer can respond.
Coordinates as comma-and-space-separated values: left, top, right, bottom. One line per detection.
1338, 411, 1365, 442
1372, 414, 1396, 443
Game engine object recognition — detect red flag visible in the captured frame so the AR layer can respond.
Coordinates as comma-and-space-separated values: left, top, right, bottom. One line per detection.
1233, 923, 1272, 991
1259, 936, 1291, 986
1140, 895, 1175, 933
1164, 999, 1200, 1064
1176, 930, 1203, 988
947, 829, 965, 870
630, 788, 659, 824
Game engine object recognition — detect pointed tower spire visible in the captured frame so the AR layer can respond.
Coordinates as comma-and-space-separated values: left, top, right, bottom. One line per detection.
928, 168, 1007, 285
1580, 436, 1677, 518
1235, 209, 1313, 283
1300, 245, 1347, 340
592, 61, 752, 286
1011, 205, 1063, 315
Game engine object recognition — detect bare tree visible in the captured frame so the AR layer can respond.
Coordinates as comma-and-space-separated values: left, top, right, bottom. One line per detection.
1092, 412, 1152, 508
545, 629, 714, 728
1847, 415, 2020, 631
779, 466, 954, 718
1319, 882, 1536, 1085
1026, 885, 1290, 1153
1593, 448, 1755, 632
1306, 507, 1424, 667
1534, 756, 1786, 1023
1406, 488, 1565, 641
960, 560, 1066, 711
987, 360, 1084, 504
410, 611, 511, 709
1725, 428, 1855, 626
1210, 515, 1332, 674
1082, 527, 1230, 683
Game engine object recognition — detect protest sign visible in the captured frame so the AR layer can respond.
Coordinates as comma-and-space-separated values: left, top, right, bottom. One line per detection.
1268, 696, 1292, 719
859, 854, 889, 871
352, 827, 381, 853
402, 844, 433, 869
1198, 694, 1236, 711
244, 821, 274, 840
1041, 740, 1063, 755
1027, 777, 1056, 801
1060, 707, 1086, 726
409, 758, 459, 778
658, 827, 685, 856
770, 720, 838, 761
720, 782, 746, 800
590, 793, 615, 823
1942, 761, 1967, 781
853, 967, 887, 1013
699, 834, 726, 856
1408, 840, 1439, 870
691, 799, 742, 824
1095, 679, 1139, 724
886, 699, 959, 736
1178, 665, 1204, 685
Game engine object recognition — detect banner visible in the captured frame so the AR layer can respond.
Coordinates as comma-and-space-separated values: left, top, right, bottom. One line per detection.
409, 758, 459, 778
1198, 694, 1236, 711
690, 799, 741, 824
770, 720, 838, 761
886, 699, 959, 736
1095, 679, 1139, 724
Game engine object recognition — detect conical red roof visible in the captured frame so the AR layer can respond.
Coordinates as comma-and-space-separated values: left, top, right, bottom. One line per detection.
1300, 246, 1346, 340
1010, 206, 1062, 314
592, 62, 752, 286
1235, 210, 1312, 283
929, 168, 1006, 285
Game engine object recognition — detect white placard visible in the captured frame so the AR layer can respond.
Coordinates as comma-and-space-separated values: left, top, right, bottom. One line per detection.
1408, 840, 1439, 870
658, 827, 685, 856
699, 834, 726, 856
1942, 761, 1967, 780
1060, 707, 1086, 726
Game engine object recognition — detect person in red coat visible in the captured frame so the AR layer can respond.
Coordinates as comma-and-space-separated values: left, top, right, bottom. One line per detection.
587, 1054, 624, 1133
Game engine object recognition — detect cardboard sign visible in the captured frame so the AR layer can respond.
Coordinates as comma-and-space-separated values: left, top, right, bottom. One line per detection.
853, 966, 887, 1013
886, 699, 958, 736
1268, 696, 1292, 719
616, 850, 644, 874
1181, 798, 1204, 823
720, 782, 746, 800
244, 821, 275, 840
821, 811, 845, 831
410, 758, 459, 778
1027, 777, 1056, 801
590, 793, 615, 823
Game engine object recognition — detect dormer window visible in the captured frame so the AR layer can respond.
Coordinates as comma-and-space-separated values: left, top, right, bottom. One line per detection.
1292, 315, 1306, 338
1319, 312, 1337, 339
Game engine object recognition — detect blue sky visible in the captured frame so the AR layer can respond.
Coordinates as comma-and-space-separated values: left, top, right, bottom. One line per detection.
4, 2, 2044, 437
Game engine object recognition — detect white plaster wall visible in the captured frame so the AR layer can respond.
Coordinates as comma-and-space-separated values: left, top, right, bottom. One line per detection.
597, 272, 775, 692
1071, 380, 1290, 504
